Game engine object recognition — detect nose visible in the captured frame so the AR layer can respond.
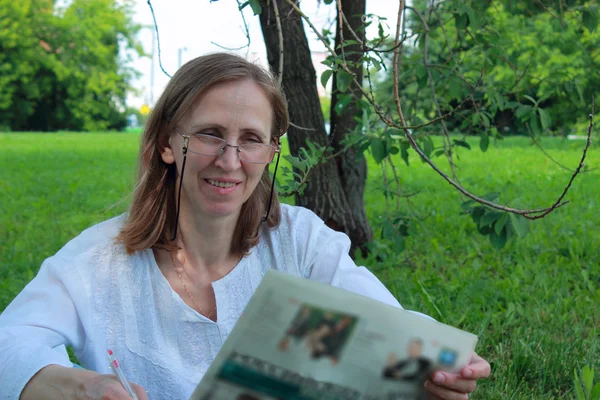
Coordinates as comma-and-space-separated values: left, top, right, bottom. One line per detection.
214, 144, 241, 172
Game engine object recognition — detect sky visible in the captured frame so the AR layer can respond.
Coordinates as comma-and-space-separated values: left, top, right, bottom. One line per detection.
128, 0, 400, 109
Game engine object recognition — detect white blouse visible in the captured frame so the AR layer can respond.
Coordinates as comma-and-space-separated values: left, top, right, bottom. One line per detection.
0, 205, 408, 399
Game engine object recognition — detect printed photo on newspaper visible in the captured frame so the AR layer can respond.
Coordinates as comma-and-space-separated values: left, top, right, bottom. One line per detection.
190, 270, 478, 400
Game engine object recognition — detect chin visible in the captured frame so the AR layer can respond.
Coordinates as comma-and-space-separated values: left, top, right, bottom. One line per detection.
202, 204, 243, 219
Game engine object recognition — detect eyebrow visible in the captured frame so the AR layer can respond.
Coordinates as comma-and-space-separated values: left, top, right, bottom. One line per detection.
189, 123, 270, 140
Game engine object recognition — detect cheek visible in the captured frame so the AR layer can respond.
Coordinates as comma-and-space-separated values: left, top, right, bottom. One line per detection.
244, 164, 268, 182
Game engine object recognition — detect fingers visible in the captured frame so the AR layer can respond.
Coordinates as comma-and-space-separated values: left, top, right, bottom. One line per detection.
424, 380, 469, 400
430, 372, 477, 393
131, 382, 148, 400
460, 352, 491, 379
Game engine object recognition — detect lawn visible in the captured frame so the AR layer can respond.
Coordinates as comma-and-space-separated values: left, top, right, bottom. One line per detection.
1, 132, 599, 399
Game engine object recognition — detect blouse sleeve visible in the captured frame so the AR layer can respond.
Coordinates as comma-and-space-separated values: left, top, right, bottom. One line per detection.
288, 206, 433, 321
0, 256, 86, 399
291, 207, 401, 308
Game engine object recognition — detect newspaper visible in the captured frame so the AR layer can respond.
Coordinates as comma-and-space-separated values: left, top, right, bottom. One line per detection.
191, 270, 478, 400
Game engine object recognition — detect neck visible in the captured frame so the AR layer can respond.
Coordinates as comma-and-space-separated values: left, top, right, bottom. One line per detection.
175, 209, 240, 274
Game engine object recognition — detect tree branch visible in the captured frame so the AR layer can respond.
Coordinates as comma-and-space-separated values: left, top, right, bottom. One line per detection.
272, 0, 284, 85
147, 0, 172, 78
285, 0, 593, 220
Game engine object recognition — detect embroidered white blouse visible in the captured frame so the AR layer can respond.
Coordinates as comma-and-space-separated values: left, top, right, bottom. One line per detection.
0, 205, 411, 399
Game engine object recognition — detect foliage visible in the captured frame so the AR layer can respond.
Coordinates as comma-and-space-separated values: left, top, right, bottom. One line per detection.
573, 366, 600, 400
1, 133, 599, 399
374, 0, 600, 138
296, 0, 598, 250
0, 0, 143, 131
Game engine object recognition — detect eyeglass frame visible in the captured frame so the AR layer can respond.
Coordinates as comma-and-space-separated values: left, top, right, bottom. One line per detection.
170, 125, 283, 241
173, 126, 281, 165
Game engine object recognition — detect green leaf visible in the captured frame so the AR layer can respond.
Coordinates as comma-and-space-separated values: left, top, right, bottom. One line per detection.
538, 108, 552, 131
248, 0, 262, 15
516, 105, 533, 120
415, 279, 444, 321
489, 227, 508, 250
320, 70, 333, 89
530, 115, 541, 136
453, 139, 471, 150
454, 12, 469, 31
465, 6, 481, 31
337, 70, 353, 93
509, 214, 529, 237
419, 136, 434, 158
378, 22, 384, 39
483, 192, 501, 202
494, 213, 508, 235
574, 369, 585, 400
480, 131, 489, 152
334, 94, 352, 115
592, 382, 600, 399
583, 366, 594, 398
400, 141, 410, 166
371, 59, 382, 71
583, 9, 598, 33
470, 206, 486, 225
480, 211, 503, 228
371, 138, 387, 164
523, 94, 538, 106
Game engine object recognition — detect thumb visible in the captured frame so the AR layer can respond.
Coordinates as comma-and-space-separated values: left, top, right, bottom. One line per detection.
131, 382, 148, 400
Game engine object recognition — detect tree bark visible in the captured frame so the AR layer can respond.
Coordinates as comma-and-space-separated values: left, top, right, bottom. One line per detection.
329, 0, 372, 256
259, 0, 372, 257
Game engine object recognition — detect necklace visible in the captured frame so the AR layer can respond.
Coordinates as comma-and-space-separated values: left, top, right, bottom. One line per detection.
170, 250, 217, 319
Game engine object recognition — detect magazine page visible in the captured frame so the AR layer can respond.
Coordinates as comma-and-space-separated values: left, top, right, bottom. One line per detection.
190, 270, 478, 400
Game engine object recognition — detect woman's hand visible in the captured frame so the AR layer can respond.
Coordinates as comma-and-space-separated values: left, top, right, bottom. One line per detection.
79, 373, 148, 399
424, 352, 490, 400
21, 364, 148, 400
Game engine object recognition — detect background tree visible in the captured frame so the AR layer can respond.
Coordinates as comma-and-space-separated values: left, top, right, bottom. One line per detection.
0, 0, 143, 131
258, 0, 373, 256
248, 0, 595, 254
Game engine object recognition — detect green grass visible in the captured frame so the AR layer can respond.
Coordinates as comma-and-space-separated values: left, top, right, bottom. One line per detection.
1, 132, 599, 399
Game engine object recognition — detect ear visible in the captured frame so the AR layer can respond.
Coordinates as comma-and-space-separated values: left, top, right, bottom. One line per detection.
160, 136, 176, 165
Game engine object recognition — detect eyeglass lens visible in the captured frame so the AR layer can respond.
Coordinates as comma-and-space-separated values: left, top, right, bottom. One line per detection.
188, 134, 276, 164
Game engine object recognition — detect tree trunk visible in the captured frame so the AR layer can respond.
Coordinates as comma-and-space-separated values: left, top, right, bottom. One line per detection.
329, 0, 372, 255
259, 0, 372, 257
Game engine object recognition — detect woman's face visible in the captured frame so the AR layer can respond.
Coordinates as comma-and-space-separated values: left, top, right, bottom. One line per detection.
161, 79, 273, 221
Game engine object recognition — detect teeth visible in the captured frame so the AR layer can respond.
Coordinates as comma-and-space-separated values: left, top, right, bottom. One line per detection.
207, 179, 236, 188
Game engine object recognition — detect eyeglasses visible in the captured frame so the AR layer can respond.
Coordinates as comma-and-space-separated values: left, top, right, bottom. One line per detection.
171, 125, 283, 241
175, 127, 280, 164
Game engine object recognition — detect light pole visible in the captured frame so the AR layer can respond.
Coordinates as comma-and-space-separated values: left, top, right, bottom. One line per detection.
178, 47, 188, 69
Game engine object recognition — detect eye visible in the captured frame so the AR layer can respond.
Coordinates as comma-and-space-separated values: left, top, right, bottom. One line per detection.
195, 130, 220, 138
240, 134, 265, 144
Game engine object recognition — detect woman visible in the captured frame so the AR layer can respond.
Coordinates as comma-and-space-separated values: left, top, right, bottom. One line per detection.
0, 53, 489, 399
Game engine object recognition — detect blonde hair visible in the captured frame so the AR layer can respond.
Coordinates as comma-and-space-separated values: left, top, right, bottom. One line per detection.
116, 53, 289, 256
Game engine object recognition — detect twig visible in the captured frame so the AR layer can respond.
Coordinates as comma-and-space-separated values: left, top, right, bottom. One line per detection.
388, 0, 591, 219
525, 123, 577, 173
279, 126, 338, 197
289, 121, 316, 131
211, 0, 252, 52
272, 0, 284, 85
526, 97, 595, 220
336, 0, 346, 66
147, 0, 172, 78
410, 5, 459, 182
535, 0, 561, 20
286, 0, 592, 219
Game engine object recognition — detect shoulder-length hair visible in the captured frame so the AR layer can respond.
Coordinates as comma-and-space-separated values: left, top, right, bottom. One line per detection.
116, 53, 289, 256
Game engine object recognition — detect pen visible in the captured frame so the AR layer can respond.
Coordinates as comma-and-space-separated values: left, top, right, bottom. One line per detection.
107, 349, 139, 400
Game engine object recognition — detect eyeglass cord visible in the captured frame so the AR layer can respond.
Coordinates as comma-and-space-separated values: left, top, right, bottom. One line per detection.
172, 142, 281, 241
172, 146, 188, 242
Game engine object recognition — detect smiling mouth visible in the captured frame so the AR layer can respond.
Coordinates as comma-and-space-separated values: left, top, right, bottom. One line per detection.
206, 179, 237, 188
